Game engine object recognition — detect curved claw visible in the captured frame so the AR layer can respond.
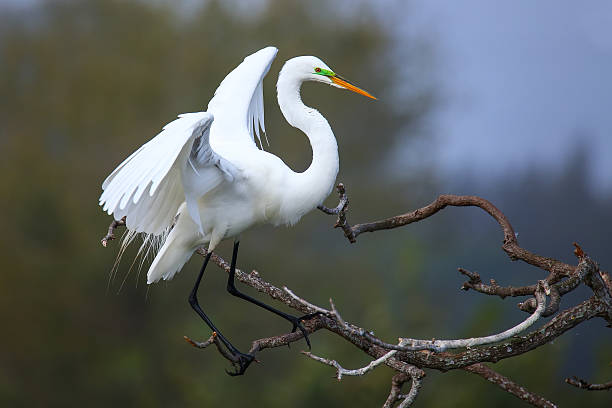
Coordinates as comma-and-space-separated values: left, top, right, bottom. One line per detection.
290, 312, 322, 350
291, 319, 311, 349
225, 352, 256, 376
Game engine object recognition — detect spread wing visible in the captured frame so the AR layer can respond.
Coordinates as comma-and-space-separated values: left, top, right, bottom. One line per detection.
207, 46, 278, 151
99, 46, 278, 235
99, 112, 235, 235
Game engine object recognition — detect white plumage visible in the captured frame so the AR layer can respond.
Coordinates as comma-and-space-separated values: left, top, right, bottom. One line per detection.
99, 46, 375, 284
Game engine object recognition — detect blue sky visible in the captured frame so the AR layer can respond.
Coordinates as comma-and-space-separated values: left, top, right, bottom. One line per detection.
409, 0, 612, 190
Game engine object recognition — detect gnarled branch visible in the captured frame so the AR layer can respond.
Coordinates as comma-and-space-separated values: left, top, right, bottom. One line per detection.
465, 363, 557, 407
102, 184, 612, 407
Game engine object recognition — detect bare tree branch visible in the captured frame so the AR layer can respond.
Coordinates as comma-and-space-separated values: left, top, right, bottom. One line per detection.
396, 375, 423, 408
283, 287, 331, 315
383, 373, 411, 408
565, 376, 612, 391
317, 183, 349, 215
183, 332, 243, 364
324, 288, 549, 354
459, 267, 536, 298
302, 348, 400, 380
380, 371, 423, 408
465, 363, 557, 408
317, 183, 355, 242
100, 216, 125, 247
427, 285, 546, 351
565, 357, 612, 391
320, 188, 575, 279
181, 249, 607, 389
397, 296, 607, 371
102, 185, 612, 407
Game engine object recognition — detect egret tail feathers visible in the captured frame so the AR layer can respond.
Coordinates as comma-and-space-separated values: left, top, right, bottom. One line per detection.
146, 232, 197, 284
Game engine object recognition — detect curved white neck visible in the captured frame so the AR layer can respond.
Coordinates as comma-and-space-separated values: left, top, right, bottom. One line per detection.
275, 70, 339, 224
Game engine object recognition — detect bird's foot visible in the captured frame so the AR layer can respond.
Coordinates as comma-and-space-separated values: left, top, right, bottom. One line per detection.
288, 312, 322, 349
226, 350, 256, 376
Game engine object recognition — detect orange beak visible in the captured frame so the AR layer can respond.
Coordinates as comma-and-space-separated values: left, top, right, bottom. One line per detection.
330, 75, 377, 100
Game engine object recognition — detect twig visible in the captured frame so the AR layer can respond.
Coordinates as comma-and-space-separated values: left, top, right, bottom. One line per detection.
101, 216, 125, 247
382, 372, 423, 408
317, 183, 355, 242
184, 333, 217, 349
302, 342, 424, 407
565, 376, 612, 391
396, 375, 422, 408
317, 183, 348, 215
459, 267, 573, 317
302, 347, 400, 380
459, 268, 536, 298
465, 363, 557, 407
283, 287, 331, 315
183, 332, 240, 364
248, 318, 325, 355
383, 373, 410, 408
302, 350, 423, 408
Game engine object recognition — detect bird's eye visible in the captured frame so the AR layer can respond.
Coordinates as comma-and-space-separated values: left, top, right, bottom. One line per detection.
314, 67, 321, 73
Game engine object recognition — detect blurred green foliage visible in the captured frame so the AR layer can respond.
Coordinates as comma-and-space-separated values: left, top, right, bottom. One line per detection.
0, 0, 610, 407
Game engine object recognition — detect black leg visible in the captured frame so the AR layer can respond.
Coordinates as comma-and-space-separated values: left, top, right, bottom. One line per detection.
226, 241, 316, 349
188, 251, 254, 375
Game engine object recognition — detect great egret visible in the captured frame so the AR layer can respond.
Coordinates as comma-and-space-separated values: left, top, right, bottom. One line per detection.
99, 46, 375, 374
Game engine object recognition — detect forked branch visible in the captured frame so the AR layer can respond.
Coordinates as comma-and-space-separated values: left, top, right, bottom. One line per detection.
102, 184, 611, 407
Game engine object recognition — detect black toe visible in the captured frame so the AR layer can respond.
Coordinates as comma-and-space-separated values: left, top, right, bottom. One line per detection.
225, 352, 255, 376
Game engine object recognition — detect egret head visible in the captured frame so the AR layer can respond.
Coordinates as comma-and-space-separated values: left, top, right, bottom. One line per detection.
281, 56, 377, 100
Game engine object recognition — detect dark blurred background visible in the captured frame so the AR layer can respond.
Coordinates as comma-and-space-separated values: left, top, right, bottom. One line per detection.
1, 0, 610, 406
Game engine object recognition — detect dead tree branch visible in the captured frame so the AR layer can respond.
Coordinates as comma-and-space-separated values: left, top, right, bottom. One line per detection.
102, 184, 612, 407
459, 267, 536, 298
383, 372, 410, 408
381, 372, 423, 408
565, 376, 612, 391
100, 216, 125, 247
319, 189, 575, 279
317, 183, 354, 242
565, 359, 612, 391
301, 348, 401, 381
464, 363, 557, 407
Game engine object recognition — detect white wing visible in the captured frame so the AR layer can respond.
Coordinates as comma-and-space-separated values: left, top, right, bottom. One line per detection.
99, 112, 235, 235
100, 46, 277, 235
207, 46, 278, 151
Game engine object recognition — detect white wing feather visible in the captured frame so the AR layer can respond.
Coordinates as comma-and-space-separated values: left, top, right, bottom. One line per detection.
207, 46, 277, 151
99, 112, 230, 235
100, 46, 277, 236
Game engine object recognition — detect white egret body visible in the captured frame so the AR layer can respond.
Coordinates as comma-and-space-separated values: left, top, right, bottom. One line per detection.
100, 47, 375, 374
100, 46, 375, 284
